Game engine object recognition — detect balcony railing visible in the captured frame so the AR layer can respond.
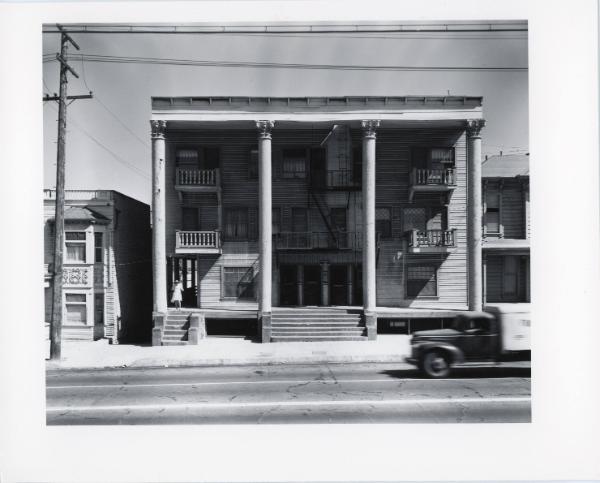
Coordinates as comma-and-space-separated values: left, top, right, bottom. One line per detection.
407, 229, 456, 249
44, 189, 113, 201
274, 231, 361, 250
176, 230, 221, 250
175, 168, 219, 187
410, 168, 456, 186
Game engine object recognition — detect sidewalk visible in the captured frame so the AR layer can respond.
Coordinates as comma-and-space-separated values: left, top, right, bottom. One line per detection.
45, 334, 412, 370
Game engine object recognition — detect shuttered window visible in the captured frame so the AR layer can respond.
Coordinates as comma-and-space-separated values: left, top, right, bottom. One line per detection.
223, 267, 255, 299
282, 148, 307, 178
224, 208, 249, 240
376, 207, 392, 239
406, 265, 437, 297
249, 147, 258, 180
94, 232, 103, 263
176, 147, 220, 169
485, 191, 501, 235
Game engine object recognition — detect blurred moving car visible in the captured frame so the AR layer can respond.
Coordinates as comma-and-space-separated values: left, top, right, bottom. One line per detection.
405, 303, 531, 378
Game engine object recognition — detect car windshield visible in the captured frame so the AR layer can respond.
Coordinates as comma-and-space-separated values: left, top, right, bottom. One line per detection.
452, 316, 491, 334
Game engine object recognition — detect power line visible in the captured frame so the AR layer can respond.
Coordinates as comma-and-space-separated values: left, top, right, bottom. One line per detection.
46, 102, 151, 180
79, 57, 150, 148
44, 53, 527, 72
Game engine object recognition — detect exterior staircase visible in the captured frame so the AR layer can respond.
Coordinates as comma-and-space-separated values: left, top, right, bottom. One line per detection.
161, 311, 190, 345
270, 308, 367, 342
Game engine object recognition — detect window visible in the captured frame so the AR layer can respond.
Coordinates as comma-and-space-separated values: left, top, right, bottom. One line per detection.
224, 208, 248, 240
411, 147, 455, 168
282, 148, 307, 178
406, 265, 437, 297
503, 256, 518, 298
176, 147, 219, 169
182, 207, 199, 231
376, 207, 392, 239
65, 232, 86, 263
272, 207, 281, 235
485, 191, 501, 235
249, 147, 258, 179
330, 208, 347, 233
403, 207, 446, 232
352, 146, 362, 184
94, 293, 104, 325
65, 293, 87, 325
223, 267, 255, 299
291, 207, 308, 232
94, 232, 103, 263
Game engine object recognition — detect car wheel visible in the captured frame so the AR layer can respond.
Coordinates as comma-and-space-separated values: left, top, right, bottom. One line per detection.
422, 350, 451, 378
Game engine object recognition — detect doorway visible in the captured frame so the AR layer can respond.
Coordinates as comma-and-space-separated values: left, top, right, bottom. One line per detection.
303, 265, 321, 306
330, 264, 348, 305
280, 265, 298, 306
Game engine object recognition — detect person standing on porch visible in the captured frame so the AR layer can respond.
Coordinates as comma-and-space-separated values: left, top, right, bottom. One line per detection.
171, 280, 183, 310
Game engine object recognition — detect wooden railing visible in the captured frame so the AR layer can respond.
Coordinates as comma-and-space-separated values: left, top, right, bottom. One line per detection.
44, 189, 113, 200
411, 168, 455, 186
274, 231, 360, 250
326, 169, 360, 189
175, 168, 219, 186
176, 230, 221, 249
408, 229, 456, 248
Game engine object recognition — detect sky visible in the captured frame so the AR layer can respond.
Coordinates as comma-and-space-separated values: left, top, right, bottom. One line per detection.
42, 25, 529, 204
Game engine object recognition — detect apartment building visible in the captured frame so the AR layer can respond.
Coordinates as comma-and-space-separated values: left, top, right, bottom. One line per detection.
482, 154, 530, 303
44, 190, 152, 342
150, 96, 486, 344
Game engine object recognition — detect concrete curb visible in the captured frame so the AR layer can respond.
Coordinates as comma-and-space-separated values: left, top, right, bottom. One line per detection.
46, 355, 413, 371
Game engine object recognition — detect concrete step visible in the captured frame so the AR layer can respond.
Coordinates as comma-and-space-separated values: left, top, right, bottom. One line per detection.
163, 329, 188, 335
164, 324, 190, 330
271, 335, 368, 342
272, 322, 363, 327
272, 313, 361, 318
271, 330, 366, 337
162, 334, 188, 341
162, 340, 188, 346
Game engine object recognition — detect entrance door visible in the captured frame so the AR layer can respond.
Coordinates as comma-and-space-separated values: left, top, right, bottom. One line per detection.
330, 265, 348, 306
354, 265, 363, 306
303, 265, 321, 306
280, 265, 298, 306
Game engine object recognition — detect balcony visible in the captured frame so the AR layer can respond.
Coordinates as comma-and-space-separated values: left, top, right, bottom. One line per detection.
274, 231, 361, 251
408, 167, 456, 201
175, 230, 222, 254
407, 229, 456, 253
174, 168, 220, 192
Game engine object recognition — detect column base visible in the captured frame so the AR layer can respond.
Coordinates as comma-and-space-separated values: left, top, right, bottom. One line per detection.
260, 312, 272, 343
364, 312, 377, 341
188, 313, 207, 345
152, 312, 166, 346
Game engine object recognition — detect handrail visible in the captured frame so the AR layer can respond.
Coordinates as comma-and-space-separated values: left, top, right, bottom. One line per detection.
175, 168, 219, 186
274, 231, 360, 250
411, 167, 455, 186
408, 229, 456, 247
176, 230, 221, 249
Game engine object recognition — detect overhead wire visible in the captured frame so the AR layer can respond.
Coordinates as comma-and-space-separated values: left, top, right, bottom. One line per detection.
43, 53, 527, 72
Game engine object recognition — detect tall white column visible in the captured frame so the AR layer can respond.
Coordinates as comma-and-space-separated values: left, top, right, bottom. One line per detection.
151, 120, 168, 314
467, 119, 485, 312
257, 120, 274, 342
361, 120, 379, 340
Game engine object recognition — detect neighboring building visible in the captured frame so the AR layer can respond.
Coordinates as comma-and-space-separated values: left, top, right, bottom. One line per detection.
150, 96, 486, 344
482, 154, 530, 303
44, 190, 152, 343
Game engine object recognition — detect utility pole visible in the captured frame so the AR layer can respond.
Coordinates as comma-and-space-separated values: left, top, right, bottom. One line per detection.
45, 25, 92, 361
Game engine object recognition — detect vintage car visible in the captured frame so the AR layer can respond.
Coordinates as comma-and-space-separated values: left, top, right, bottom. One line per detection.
405, 304, 531, 378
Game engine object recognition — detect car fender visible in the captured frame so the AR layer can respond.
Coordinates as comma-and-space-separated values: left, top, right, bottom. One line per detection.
417, 342, 465, 365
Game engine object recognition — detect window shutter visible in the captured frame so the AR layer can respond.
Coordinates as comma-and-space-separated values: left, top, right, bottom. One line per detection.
249, 206, 258, 241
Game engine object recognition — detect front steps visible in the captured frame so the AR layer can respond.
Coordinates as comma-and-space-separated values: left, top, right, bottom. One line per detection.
270, 308, 367, 342
161, 311, 190, 345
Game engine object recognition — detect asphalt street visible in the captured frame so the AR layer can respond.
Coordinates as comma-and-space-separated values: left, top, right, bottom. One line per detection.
46, 363, 531, 424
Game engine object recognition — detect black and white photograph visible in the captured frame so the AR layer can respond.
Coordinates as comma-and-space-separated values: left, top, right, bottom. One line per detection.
1, 0, 599, 482
41, 18, 531, 425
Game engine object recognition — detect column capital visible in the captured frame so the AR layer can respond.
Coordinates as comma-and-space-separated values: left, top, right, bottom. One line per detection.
361, 120, 380, 138
150, 120, 167, 139
256, 120, 275, 139
466, 119, 486, 138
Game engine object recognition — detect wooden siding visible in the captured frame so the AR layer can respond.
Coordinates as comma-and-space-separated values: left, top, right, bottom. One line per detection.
484, 178, 528, 240
165, 127, 468, 309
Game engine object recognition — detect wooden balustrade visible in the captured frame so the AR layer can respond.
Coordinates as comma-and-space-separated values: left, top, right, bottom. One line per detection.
408, 229, 455, 248
176, 168, 218, 186
411, 168, 455, 186
176, 230, 220, 249
274, 231, 359, 250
